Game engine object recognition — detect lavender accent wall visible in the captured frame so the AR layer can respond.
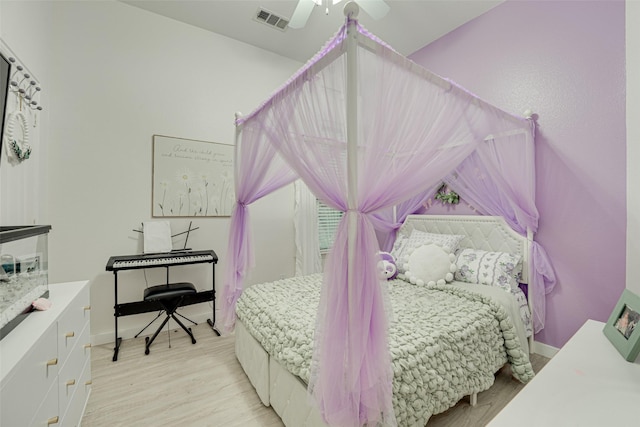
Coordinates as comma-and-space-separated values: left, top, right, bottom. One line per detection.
410, 0, 626, 348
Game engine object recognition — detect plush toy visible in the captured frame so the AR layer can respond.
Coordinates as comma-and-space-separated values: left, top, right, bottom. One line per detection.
377, 251, 398, 280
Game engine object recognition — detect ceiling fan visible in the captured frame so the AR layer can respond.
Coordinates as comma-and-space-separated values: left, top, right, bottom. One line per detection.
288, 0, 390, 29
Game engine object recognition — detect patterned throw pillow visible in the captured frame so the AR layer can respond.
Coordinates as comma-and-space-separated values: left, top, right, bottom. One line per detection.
454, 248, 522, 292
391, 230, 464, 274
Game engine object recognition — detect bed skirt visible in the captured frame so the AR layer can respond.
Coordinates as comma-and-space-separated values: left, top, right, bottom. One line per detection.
236, 318, 329, 426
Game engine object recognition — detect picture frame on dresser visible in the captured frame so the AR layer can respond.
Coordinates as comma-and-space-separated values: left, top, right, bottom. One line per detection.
603, 289, 640, 362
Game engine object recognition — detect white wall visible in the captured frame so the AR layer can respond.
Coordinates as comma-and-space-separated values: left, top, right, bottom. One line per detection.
0, 0, 53, 224
627, 0, 639, 296
2, 1, 300, 344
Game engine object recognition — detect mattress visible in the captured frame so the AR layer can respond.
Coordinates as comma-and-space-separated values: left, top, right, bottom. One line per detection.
236, 274, 534, 426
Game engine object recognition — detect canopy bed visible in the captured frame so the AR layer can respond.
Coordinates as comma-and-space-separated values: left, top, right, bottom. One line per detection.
236, 214, 535, 427
221, 4, 555, 426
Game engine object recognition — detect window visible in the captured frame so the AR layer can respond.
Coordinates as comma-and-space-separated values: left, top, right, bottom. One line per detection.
317, 200, 343, 253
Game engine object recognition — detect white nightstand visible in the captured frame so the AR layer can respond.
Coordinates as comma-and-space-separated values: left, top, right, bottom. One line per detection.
489, 319, 640, 427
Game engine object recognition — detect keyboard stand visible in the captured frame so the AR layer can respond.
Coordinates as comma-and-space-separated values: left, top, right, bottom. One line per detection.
106, 250, 218, 361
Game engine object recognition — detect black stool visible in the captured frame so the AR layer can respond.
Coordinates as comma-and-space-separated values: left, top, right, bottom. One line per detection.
142, 282, 197, 355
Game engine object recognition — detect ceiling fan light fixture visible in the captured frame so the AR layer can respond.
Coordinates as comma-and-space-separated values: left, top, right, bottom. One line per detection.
314, 0, 344, 4
312, 0, 344, 9
289, 0, 388, 29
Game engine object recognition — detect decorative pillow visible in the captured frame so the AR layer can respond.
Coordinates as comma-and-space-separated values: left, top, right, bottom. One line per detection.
390, 233, 408, 260
454, 248, 522, 292
391, 230, 464, 274
401, 243, 457, 286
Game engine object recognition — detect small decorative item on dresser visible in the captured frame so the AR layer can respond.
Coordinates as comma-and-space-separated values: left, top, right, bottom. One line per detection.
603, 289, 640, 362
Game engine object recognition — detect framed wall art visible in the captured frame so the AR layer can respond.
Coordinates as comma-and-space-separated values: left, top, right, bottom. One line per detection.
152, 135, 234, 217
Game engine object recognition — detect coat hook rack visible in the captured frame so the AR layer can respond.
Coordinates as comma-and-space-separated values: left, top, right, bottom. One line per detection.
7, 56, 43, 112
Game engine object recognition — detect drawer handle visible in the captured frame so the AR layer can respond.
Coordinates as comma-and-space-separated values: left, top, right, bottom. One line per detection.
65, 331, 75, 338
84, 343, 92, 349
47, 416, 59, 425
66, 379, 76, 386
84, 305, 91, 311
85, 380, 93, 386
46, 358, 58, 366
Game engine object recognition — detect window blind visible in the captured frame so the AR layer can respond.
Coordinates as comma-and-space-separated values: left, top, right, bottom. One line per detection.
317, 200, 343, 253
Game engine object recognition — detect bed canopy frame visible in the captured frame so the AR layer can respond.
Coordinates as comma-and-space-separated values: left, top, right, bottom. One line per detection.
221, 4, 555, 426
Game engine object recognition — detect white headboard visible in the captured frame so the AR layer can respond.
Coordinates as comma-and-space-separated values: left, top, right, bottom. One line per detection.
398, 215, 531, 284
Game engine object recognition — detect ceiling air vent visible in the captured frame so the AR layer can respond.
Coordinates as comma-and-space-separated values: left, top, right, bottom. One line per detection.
254, 7, 289, 31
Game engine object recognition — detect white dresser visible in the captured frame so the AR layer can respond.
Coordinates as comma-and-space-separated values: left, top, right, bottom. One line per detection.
489, 319, 640, 427
1, 281, 91, 427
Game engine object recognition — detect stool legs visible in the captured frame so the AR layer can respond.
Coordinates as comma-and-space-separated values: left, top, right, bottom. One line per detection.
144, 314, 172, 355
169, 313, 197, 344
144, 296, 197, 355
135, 310, 165, 338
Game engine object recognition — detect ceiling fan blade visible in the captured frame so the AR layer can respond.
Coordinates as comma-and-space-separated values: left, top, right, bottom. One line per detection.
357, 0, 390, 20
288, 0, 317, 29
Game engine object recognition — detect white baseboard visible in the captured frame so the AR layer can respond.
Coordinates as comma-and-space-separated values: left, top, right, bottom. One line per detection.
532, 340, 559, 358
91, 311, 217, 346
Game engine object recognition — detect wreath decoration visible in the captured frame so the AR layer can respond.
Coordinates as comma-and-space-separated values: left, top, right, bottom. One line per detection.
435, 183, 459, 205
5, 111, 31, 163
9, 139, 31, 160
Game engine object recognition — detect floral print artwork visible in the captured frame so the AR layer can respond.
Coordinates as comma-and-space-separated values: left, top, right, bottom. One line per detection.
153, 136, 234, 217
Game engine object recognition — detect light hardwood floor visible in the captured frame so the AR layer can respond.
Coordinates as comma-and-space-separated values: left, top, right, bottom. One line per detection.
82, 323, 548, 427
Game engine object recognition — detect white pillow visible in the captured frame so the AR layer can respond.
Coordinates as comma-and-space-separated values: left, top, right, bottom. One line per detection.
391, 230, 464, 274
454, 248, 522, 292
402, 243, 457, 286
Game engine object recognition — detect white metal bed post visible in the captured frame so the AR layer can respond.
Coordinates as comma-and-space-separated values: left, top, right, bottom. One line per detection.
526, 116, 536, 352
234, 112, 241, 185
527, 227, 535, 351
345, 4, 359, 314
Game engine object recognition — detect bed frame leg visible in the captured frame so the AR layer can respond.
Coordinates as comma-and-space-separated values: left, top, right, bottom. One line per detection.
470, 393, 478, 407
528, 335, 535, 354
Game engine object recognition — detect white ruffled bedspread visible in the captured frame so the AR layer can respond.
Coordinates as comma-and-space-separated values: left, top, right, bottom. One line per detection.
236, 274, 534, 427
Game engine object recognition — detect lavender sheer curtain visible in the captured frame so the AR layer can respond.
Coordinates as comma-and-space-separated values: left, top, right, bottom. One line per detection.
224, 20, 540, 427
219, 122, 297, 334
370, 188, 435, 253
443, 125, 556, 332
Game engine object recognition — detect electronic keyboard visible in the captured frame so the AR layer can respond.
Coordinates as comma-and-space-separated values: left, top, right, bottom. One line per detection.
106, 250, 217, 271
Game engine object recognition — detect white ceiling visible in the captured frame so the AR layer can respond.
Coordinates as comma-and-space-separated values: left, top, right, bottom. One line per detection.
121, 0, 503, 63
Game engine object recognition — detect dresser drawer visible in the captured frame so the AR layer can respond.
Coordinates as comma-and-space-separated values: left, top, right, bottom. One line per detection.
60, 356, 92, 427
1, 322, 58, 427
58, 320, 90, 419
57, 285, 90, 363
29, 380, 59, 427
